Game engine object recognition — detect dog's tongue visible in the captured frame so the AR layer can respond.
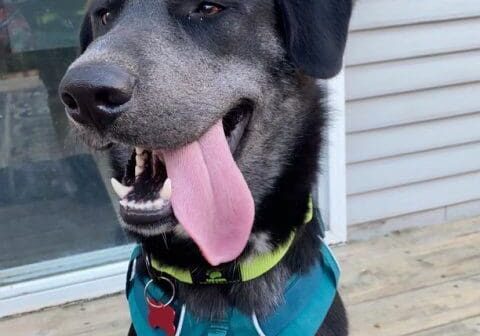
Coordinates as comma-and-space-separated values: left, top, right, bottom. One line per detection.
162, 121, 254, 266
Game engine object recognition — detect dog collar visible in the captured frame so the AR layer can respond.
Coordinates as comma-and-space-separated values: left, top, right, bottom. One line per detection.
146, 198, 314, 285
126, 231, 340, 336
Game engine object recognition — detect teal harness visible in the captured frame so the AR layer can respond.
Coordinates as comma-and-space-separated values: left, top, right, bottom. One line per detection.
126, 238, 340, 335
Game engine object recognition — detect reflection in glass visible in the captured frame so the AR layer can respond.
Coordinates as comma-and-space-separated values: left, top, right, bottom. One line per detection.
0, 0, 128, 274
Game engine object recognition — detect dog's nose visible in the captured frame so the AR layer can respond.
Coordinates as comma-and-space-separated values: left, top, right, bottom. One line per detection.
59, 64, 135, 128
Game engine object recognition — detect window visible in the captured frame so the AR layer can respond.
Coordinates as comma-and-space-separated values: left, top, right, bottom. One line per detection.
0, 0, 129, 283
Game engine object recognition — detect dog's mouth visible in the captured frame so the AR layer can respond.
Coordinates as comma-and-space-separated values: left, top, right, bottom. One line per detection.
113, 108, 250, 224
111, 105, 255, 265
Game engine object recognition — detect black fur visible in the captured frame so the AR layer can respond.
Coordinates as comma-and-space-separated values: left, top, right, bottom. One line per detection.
79, 13, 92, 53
276, 0, 353, 78
65, 1, 352, 334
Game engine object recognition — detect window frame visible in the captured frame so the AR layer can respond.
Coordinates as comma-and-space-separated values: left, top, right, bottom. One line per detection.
319, 70, 348, 244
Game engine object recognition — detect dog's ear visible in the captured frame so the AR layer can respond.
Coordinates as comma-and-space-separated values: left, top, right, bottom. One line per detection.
276, 0, 353, 79
79, 14, 93, 53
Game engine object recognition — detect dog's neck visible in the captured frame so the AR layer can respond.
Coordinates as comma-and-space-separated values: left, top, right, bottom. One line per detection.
173, 217, 322, 319
141, 75, 325, 319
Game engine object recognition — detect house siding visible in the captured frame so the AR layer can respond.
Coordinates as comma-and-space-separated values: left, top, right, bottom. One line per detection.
345, 0, 480, 233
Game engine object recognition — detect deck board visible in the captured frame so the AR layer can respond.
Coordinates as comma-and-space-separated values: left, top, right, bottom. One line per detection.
338, 217, 480, 305
347, 275, 480, 336
405, 315, 480, 336
0, 295, 130, 336
0, 217, 479, 335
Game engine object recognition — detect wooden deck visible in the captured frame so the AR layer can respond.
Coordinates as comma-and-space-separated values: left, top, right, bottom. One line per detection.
1, 217, 479, 336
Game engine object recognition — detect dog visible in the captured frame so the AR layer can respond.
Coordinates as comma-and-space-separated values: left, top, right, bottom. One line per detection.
59, 0, 352, 335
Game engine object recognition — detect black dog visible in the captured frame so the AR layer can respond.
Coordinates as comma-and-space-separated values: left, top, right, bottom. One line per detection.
59, 1, 352, 335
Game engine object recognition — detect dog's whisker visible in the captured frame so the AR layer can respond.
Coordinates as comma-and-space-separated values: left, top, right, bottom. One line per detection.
162, 232, 169, 250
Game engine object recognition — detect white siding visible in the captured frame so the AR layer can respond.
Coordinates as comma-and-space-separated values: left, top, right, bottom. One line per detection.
350, 0, 480, 31
347, 113, 480, 163
347, 17, 480, 66
348, 142, 480, 195
345, 0, 480, 228
346, 83, 480, 133
348, 172, 480, 225
346, 50, 480, 100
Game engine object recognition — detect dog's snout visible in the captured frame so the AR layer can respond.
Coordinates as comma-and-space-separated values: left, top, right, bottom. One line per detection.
59, 64, 135, 128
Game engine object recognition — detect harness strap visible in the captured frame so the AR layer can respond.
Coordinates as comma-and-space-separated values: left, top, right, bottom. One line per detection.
207, 319, 230, 336
260, 242, 339, 335
126, 238, 339, 336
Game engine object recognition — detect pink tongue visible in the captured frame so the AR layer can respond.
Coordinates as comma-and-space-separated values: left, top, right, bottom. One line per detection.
162, 121, 254, 266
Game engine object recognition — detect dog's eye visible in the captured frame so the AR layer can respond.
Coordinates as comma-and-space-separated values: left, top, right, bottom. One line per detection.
195, 2, 225, 16
99, 10, 112, 26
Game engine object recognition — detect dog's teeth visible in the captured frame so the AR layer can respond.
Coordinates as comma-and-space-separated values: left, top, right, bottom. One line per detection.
152, 198, 164, 210
111, 178, 133, 199
128, 201, 142, 210
160, 178, 172, 200
136, 154, 145, 168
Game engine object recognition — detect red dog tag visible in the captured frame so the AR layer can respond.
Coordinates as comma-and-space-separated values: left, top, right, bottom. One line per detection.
148, 300, 176, 336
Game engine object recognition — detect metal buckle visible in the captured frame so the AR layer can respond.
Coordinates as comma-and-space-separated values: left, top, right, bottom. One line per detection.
143, 250, 176, 308
144, 277, 176, 309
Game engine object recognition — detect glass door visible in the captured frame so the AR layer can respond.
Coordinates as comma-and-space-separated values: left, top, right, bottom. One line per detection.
0, 0, 130, 287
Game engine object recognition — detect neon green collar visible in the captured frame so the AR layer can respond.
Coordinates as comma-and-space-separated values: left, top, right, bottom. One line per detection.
148, 198, 313, 285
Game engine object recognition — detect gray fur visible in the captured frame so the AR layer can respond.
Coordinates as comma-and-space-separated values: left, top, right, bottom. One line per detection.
70, 0, 309, 221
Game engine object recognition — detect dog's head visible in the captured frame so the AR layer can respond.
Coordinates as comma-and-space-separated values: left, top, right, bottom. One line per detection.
59, 0, 352, 266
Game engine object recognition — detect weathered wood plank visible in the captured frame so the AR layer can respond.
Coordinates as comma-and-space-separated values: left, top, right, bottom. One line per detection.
0, 295, 130, 336
338, 217, 480, 304
347, 17, 480, 66
341, 216, 480, 257
405, 315, 480, 336
347, 275, 480, 336
350, 0, 480, 31
348, 207, 447, 241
